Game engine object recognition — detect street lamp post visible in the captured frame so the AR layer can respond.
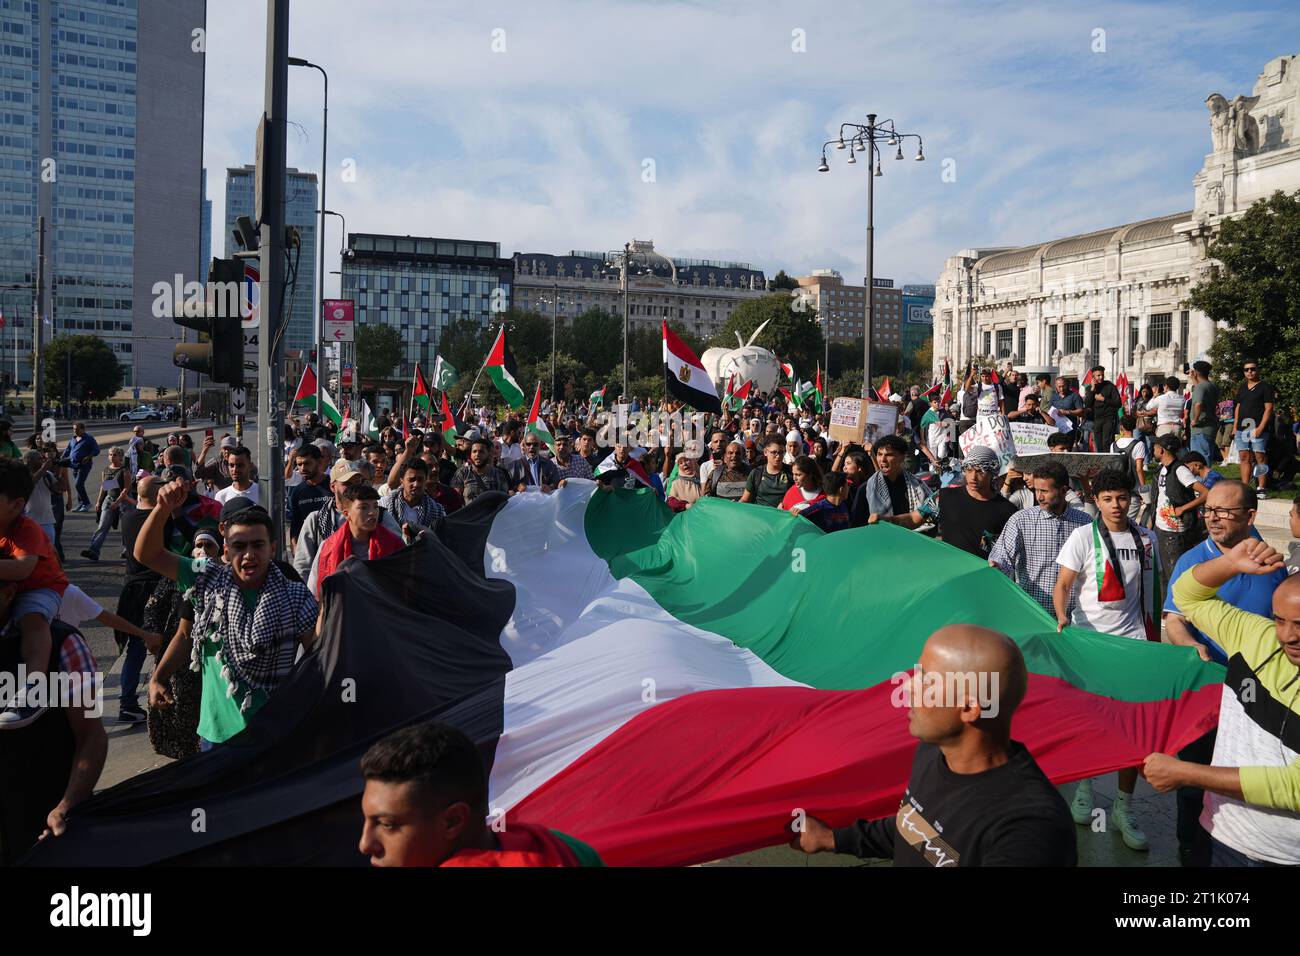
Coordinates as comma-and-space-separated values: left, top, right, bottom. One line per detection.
322, 207, 346, 397
289, 56, 328, 411
819, 114, 924, 398
551, 281, 558, 403
1108, 346, 1118, 382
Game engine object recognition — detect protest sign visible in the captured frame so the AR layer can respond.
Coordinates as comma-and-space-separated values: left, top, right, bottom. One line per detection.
1008, 421, 1056, 456
958, 415, 1016, 474
864, 402, 899, 447
1010, 451, 1126, 479
829, 398, 866, 445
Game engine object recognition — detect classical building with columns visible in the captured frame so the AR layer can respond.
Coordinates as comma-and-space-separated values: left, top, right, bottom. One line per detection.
933, 54, 1300, 385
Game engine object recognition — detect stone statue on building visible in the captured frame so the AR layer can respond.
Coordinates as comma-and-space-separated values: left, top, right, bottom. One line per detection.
1206, 94, 1234, 153
1231, 95, 1260, 153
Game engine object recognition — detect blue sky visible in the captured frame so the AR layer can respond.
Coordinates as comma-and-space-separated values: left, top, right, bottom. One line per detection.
203, 0, 1300, 297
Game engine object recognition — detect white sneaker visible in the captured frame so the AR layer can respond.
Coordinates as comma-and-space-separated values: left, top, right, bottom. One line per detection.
1069, 778, 1094, 826
1113, 795, 1149, 851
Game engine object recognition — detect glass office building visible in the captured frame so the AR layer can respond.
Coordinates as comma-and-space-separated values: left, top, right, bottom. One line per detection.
902, 283, 936, 367
223, 165, 318, 355
0, 0, 205, 390
342, 234, 513, 383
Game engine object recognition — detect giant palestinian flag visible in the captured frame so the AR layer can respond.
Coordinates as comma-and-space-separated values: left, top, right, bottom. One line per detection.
485, 327, 525, 408
23, 485, 1221, 868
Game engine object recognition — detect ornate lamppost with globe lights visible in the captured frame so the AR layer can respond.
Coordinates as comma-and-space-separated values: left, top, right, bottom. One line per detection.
819, 114, 924, 397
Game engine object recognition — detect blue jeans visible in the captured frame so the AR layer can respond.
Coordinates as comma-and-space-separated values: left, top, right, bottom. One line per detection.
1189, 431, 1216, 463
119, 634, 146, 707
1211, 838, 1287, 867
87, 504, 116, 555
199, 737, 216, 753
73, 458, 94, 508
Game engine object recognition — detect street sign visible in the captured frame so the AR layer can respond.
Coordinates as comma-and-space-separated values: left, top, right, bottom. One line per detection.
230, 387, 248, 417
342, 364, 353, 388
323, 298, 354, 342
242, 263, 260, 329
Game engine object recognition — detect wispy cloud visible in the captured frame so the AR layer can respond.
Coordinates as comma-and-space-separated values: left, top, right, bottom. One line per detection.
203, 0, 1298, 293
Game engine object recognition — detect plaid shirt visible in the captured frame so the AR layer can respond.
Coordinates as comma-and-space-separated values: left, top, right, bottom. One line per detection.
451, 463, 512, 502
553, 454, 593, 481
57, 627, 99, 705
988, 504, 1091, 614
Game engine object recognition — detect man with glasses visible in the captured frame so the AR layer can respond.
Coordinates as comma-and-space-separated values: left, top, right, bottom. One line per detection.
1232, 361, 1276, 499
551, 432, 593, 482
1161, 479, 1289, 866
506, 435, 559, 494
740, 435, 792, 507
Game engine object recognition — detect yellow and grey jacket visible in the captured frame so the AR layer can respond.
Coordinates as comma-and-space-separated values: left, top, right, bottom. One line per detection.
1175, 570, 1300, 865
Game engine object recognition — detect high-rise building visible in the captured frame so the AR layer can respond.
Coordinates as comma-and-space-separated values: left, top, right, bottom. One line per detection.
199, 168, 212, 284
224, 165, 318, 355
0, 0, 206, 390
342, 233, 514, 384
512, 242, 767, 340
901, 283, 935, 367
796, 270, 905, 351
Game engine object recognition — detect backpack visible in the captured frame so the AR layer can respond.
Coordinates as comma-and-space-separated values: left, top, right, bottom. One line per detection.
960, 388, 979, 420
1111, 437, 1144, 490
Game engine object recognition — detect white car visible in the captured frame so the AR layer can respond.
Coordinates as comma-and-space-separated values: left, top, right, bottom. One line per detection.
119, 406, 161, 422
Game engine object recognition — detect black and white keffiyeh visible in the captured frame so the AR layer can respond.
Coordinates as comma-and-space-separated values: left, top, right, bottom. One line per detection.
186, 559, 318, 712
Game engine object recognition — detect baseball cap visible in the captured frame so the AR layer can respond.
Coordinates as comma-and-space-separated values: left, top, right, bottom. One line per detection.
219, 435, 237, 449
218, 495, 258, 523
963, 445, 1000, 474
330, 458, 364, 483
313, 438, 337, 457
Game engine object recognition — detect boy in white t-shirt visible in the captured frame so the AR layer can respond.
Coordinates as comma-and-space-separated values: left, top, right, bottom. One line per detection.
1148, 376, 1186, 437
1053, 468, 1161, 855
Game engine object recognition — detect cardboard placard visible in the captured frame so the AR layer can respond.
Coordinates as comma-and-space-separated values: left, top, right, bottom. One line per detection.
829, 397, 899, 446
958, 415, 1017, 474
1010, 451, 1126, 479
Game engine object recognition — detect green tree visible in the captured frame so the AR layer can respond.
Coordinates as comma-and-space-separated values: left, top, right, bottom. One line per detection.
908, 337, 934, 378
43, 335, 123, 402
1187, 190, 1300, 407
709, 294, 824, 372
768, 270, 799, 292
558, 308, 625, 378
355, 323, 404, 382
500, 308, 553, 368
441, 318, 494, 391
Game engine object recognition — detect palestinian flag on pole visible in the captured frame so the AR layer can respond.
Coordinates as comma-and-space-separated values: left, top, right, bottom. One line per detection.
485, 327, 525, 409
35, 485, 1221, 867
663, 321, 721, 413
728, 379, 753, 412
589, 385, 606, 407
293, 365, 343, 426
779, 359, 795, 383
291, 364, 318, 406
795, 379, 814, 407
525, 382, 557, 455
412, 363, 434, 414
439, 392, 461, 445
778, 386, 794, 409
813, 365, 824, 413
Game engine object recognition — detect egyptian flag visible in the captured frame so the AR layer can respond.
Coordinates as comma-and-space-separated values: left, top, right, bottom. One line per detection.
439, 392, 461, 445
485, 327, 526, 409
663, 322, 721, 413
26, 486, 1221, 868
412, 363, 434, 414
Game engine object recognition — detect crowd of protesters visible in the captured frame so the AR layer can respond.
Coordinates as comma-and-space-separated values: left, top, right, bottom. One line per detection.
2, 351, 1299, 868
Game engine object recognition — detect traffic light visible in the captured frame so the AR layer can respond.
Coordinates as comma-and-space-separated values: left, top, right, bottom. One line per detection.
174, 257, 244, 388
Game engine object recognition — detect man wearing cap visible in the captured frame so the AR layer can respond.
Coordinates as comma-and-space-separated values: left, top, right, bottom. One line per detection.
214, 446, 258, 507
338, 432, 363, 463
1188, 360, 1220, 464
293, 458, 402, 581
1152, 434, 1210, 578
551, 432, 593, 482
907, 445, 1018, 559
